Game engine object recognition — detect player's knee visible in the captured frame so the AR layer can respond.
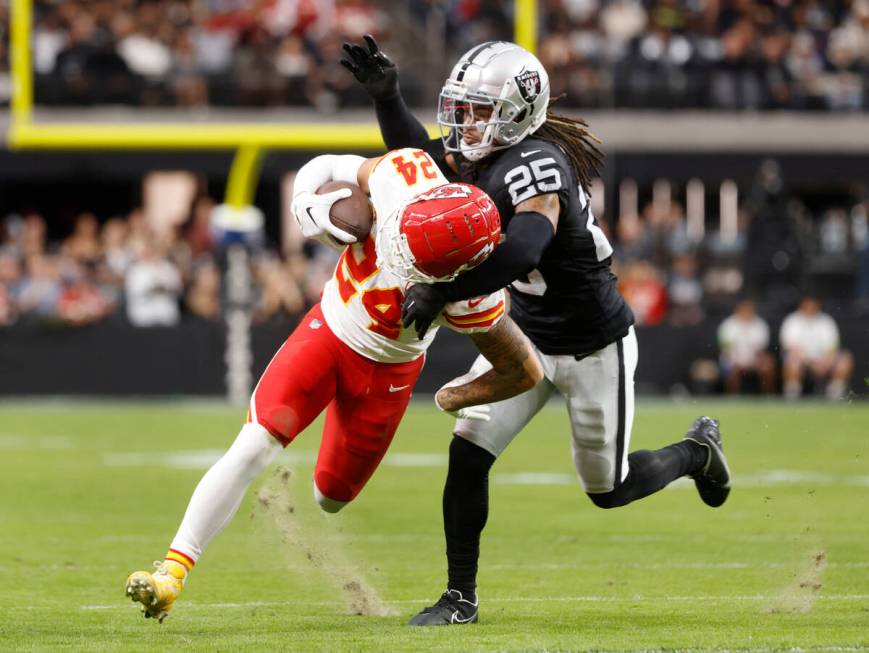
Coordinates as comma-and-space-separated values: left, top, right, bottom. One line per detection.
230, 423, 283, 481
586, 488, 628, 510
313, 473, 353, 513
449, 435, 496, 476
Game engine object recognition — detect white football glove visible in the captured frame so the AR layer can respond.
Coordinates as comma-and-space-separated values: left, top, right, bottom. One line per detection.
434, 376, 491, 422
292, 188, 357, 245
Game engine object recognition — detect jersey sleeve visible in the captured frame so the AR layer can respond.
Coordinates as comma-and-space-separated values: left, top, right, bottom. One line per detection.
437, 289, 507, 334
497, 141, 572, 207
367, 148, 447, 224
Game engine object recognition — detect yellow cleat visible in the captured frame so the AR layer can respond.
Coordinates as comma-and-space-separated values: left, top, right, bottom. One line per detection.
125, 560, 187, 623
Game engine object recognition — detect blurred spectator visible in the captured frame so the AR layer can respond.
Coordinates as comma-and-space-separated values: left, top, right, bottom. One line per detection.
125, 238, 182, 327
614, 214, 654, 264
185, 257, 221, 320
252, 254, 305, 324
182, 197, 217, 259
21, 213, 48, 258
619, 260, 667, 326
780, 296, 854, 400
818, 208, 850, 255
17, 254, 62, 322
0, 251, 21, 326
57, 262, 113, 326
667, 253, 704, 325
98, 217, 132, 287
62, 212, 102, 266
717, 299, 776, 394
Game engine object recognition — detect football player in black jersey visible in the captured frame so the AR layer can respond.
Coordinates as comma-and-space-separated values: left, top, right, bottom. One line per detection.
341, 37, 732, 626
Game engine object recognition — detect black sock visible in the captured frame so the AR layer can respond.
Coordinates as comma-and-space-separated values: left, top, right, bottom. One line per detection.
588, 440, 707, 509
443, 436, 495, 599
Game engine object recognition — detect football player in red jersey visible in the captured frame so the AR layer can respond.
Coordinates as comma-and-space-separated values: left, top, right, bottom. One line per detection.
124, 148, 543, 623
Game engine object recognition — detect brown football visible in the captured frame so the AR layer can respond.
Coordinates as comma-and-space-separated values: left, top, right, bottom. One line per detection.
317, 180, 373, 241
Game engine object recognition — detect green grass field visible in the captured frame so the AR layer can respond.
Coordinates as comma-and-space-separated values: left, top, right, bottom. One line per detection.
1, 399, 867, 652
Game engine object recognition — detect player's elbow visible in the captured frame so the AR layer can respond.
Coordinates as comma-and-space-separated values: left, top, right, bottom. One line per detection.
514, 247, 543, 276
313, 478, 350, 513
516, 354, 544, 392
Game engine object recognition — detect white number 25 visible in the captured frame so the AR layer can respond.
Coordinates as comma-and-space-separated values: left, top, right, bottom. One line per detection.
504, 158, 562, 204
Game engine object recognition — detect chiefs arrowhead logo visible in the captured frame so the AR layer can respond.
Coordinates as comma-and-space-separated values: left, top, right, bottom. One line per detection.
413, 184, 473, 202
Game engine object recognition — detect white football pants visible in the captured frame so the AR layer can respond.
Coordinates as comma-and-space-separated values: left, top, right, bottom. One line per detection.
454, 327, 638, 494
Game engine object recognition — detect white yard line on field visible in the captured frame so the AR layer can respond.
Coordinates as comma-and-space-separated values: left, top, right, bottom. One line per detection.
97, 449, 869, 488
489, 561, 869, 570
0, 433, 74, 449
101, 450, 446, 470
491, 470, 869, 487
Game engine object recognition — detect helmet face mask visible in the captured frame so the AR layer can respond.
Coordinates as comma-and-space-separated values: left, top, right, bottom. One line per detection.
375, 183, 501, 285
438, 42, 550, 161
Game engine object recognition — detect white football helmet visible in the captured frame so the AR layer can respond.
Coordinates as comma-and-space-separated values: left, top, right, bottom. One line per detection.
438, 41, 550, 161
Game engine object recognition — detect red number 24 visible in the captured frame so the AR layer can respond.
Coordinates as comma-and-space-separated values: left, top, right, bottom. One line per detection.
335, 238, 403, 339
391, 150, 437, 186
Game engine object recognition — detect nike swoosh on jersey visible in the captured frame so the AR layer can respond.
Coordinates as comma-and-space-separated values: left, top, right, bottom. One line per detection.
388, 384, 411, 392
467, 297, 484, 308
520, 150, 541, 157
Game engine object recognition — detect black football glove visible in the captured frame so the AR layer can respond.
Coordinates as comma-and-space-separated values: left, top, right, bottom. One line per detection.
401, 283, 448, 340
340, 34, 399, 102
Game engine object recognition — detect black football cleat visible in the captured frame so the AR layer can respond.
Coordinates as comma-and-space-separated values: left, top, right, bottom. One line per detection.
408, 589, 479, 626
683, 416, 731, 507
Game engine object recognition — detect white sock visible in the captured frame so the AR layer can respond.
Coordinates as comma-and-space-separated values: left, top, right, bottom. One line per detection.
169, 423, 282, 562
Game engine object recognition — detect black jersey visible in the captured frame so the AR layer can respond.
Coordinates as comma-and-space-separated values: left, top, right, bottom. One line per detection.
429, 137, 634, 355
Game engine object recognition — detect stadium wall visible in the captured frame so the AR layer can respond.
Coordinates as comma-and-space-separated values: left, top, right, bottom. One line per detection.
2, 319, 866, 397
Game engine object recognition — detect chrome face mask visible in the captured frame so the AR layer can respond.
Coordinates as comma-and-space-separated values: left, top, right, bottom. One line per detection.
437, 86, 514, 160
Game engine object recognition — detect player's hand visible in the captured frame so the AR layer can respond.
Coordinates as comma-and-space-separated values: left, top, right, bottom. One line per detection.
292, 189, 357, 244
340, 35, 398, 101
434, 384, 491, 422
401, 283, 447, 339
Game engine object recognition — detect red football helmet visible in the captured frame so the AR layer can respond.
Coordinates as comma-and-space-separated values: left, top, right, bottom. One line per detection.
377, 182, 501, 283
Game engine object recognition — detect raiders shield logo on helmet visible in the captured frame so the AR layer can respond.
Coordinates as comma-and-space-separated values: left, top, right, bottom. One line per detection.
515, 70, 541, 102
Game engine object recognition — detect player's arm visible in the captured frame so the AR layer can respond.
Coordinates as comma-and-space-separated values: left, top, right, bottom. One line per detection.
440, 193, 559, 299
435, 315, 544, 417
290, 154, 383, 248
402, 193, 559, 338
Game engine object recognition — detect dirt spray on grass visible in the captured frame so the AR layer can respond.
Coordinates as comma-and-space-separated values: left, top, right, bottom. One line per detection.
764, 550, 827, 614
255, 465, 398, 617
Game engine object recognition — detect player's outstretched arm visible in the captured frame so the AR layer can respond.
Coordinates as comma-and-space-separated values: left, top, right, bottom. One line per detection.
340, 34, 433, 151
435, 316, 543, 417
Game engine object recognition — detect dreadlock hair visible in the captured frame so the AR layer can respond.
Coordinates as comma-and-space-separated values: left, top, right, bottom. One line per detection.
534, 108, 604, 192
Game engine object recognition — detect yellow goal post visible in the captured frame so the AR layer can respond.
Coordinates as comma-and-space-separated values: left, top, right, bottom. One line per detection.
7, 0, 538, 208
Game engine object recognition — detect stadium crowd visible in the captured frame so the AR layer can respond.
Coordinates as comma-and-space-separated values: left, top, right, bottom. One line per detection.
0, 199, 339, 329
0, 0, 866, 110
0, 161, 865, 400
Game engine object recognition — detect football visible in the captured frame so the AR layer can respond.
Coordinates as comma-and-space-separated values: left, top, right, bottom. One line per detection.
317, 180, 373, 241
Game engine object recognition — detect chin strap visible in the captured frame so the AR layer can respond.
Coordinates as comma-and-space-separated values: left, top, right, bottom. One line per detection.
459, 141, 494, 161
